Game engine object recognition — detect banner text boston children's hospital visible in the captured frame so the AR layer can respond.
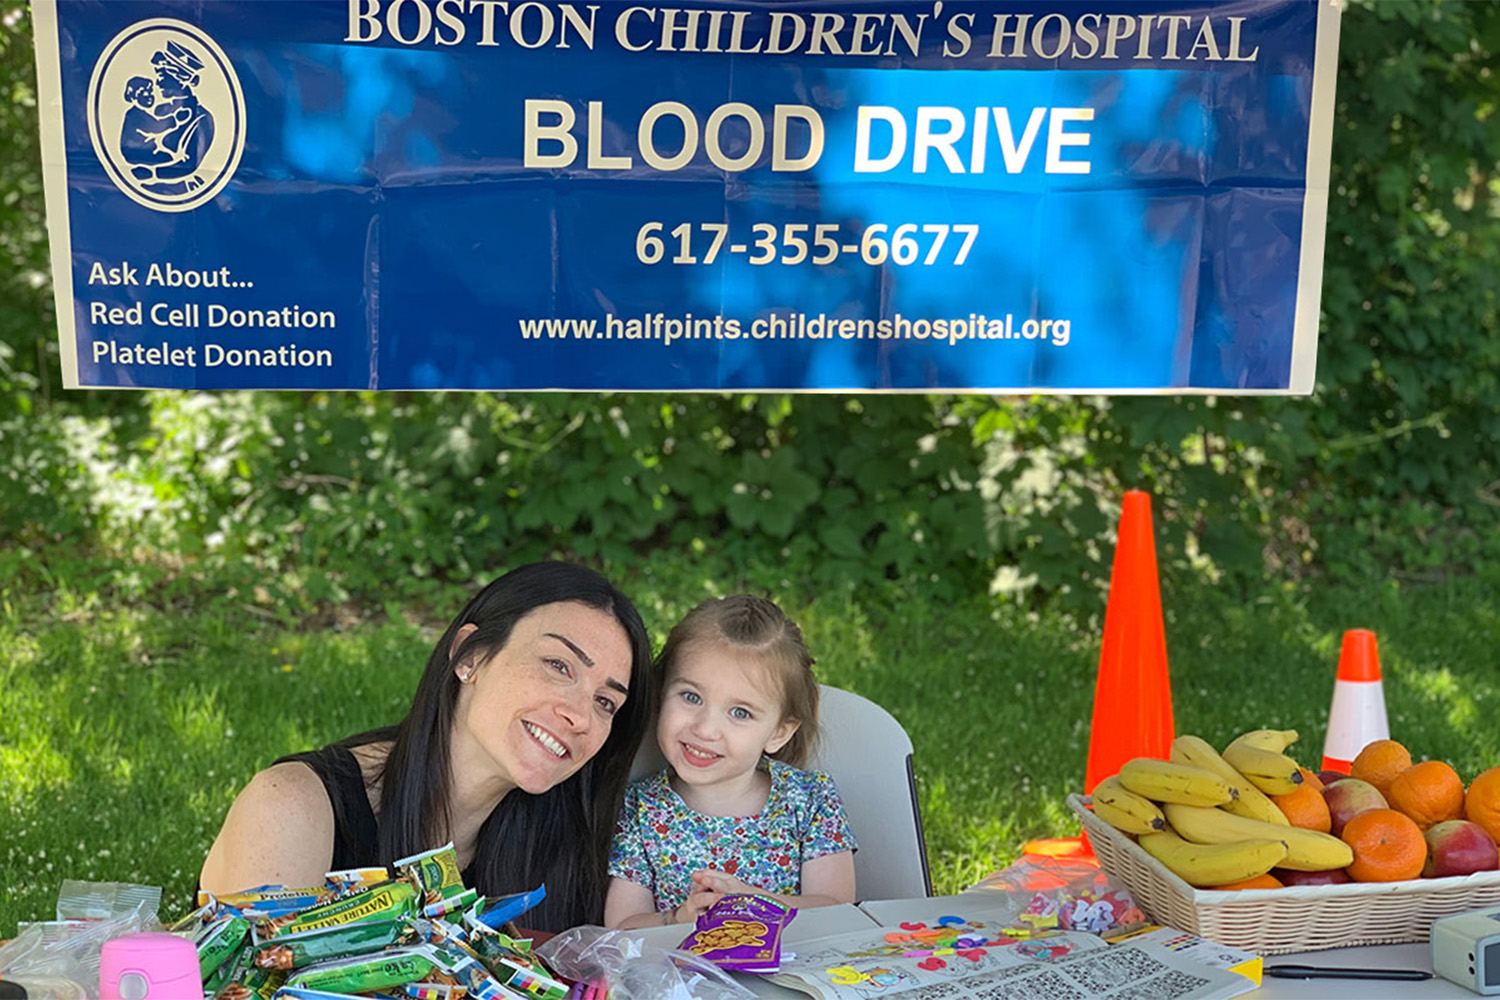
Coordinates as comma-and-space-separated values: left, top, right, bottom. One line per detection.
32, 0, 1341, 392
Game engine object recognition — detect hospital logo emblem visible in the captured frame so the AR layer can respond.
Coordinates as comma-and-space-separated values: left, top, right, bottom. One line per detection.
86, 19, 245, 213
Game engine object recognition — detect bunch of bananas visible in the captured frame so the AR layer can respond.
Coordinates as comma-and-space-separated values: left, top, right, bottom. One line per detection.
1088, 729, 1354, 887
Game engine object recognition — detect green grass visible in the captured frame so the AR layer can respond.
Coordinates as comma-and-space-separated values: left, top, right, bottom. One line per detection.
3, 566, 1498, 936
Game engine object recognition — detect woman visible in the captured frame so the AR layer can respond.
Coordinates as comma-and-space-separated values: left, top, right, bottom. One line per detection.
200, 561, 654, 930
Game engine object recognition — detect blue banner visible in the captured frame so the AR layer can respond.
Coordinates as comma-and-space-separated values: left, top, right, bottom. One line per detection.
34, 0, 1339, 392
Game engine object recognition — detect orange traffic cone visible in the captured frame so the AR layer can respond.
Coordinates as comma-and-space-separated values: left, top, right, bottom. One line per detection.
1320, 629, 1389, 773
1032, 491, 1176, 860
1084, 490, 1176, 792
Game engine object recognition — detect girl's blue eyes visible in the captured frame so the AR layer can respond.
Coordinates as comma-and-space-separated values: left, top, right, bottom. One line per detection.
678, 690, 752, 719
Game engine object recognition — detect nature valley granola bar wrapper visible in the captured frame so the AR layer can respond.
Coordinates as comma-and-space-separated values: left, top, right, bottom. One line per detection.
678, 894, 796, 974
268, 878, 418, 937
196, 914, 252, 977
284, 944, 443, 994
253, 917, 410, 970
396, 842, 464, 904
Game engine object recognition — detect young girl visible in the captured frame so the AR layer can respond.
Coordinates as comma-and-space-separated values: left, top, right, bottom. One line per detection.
604, 595, 857, 929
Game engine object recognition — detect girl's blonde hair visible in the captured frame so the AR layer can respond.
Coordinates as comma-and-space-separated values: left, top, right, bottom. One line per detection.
656, 594, 819, 767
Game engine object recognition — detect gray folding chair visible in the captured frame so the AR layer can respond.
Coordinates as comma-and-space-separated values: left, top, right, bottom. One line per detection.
629, 683, 932, 901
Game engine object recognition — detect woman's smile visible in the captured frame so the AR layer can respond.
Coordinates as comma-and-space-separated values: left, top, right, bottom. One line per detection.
523, 720, 570, 759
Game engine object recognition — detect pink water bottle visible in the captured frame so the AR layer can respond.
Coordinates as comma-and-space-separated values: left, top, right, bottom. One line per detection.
98, 932, 199, 1000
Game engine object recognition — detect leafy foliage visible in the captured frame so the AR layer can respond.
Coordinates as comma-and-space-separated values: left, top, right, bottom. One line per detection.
0, 3, 52, 409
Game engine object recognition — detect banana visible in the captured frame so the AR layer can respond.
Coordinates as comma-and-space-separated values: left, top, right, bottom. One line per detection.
1221, 742, 1306, 795
1090, 776, 1167, 835
1137, 830, 1288, 887
1162, 803, 1355, 871
1226, 728, 1300, 753
1117, 758, 1237, 807
1171, 735, 1290, 826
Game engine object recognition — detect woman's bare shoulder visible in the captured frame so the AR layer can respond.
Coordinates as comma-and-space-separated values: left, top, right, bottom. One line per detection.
244, 760, 333, 809
199, 762, 336, 893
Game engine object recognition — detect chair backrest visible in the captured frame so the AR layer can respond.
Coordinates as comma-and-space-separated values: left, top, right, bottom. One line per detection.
628, 683, 932, 902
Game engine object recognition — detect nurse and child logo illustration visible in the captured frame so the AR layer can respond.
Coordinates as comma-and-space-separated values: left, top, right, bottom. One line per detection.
86, 18, 245, 212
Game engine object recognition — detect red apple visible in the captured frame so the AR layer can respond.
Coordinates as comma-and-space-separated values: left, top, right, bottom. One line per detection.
1317, 769, 1349, 787
1273, 867, 1351, 887
1322, 778, 1388, 837
1423, 820, 1500, 878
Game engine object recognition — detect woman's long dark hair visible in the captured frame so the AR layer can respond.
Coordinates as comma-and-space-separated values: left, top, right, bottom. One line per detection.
342, 561, 653, 930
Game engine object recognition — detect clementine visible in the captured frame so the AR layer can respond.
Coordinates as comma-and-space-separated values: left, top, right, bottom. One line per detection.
1298, 767, 1325, 792
1350, 739, 1412, 795
1272, 784, 1332, 833
1388, 760, 1466, 830
1342, 808, 1427, 882
1466, 765, 1500, 844
1207, 873, 1284, 891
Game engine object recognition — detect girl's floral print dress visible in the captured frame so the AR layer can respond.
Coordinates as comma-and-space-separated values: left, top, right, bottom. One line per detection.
608, 757, 858, 911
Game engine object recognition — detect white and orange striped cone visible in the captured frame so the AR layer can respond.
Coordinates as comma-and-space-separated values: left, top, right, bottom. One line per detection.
1320, 629, 1390, 773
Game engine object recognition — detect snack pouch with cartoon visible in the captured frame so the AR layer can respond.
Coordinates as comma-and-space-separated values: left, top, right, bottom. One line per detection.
679, 894, 797, 974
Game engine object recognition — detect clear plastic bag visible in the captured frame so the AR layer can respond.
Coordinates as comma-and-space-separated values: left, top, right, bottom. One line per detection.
0, 882, 163, 997
967, 856, 1146, 936
537, 925, 755, 1000
55, 879, 162, 922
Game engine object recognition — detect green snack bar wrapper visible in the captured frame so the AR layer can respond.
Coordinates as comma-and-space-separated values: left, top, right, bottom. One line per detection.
198, 914, 252, 977
422, 886, 478, 920
284, 944, 441, 994
471, 929, 535, 968
270, 879, 418, 937
395, 843, 464, 902
494, 957, 569, 999
204, 941, 253, 996
253, 917, 410, 970
216, 964, 286, 1000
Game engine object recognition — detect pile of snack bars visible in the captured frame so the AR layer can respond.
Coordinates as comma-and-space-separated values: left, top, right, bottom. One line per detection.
173, 844, 571, 999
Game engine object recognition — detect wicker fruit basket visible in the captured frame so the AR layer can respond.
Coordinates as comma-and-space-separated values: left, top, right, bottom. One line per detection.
1068, 793, 1500, 954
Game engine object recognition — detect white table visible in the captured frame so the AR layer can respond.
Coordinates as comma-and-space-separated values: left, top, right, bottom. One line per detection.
1249, 943, 1468, 998
629, 903, 881, 998
628, 904, 1472, 998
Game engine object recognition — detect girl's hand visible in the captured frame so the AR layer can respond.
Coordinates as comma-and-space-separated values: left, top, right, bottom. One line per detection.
690, 869, 758, 897
673, 883, 720, 923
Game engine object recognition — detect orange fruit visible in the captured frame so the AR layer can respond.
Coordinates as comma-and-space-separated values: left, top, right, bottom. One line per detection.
1298, 767, 1325, 792
1207, 873, 1284, 890
1465, 765, 1500, 843
1341, 808, 1427, 882
1387, 760, 1466, 830
1350, 739, 1413, 795
1272, 784, 1332, 833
